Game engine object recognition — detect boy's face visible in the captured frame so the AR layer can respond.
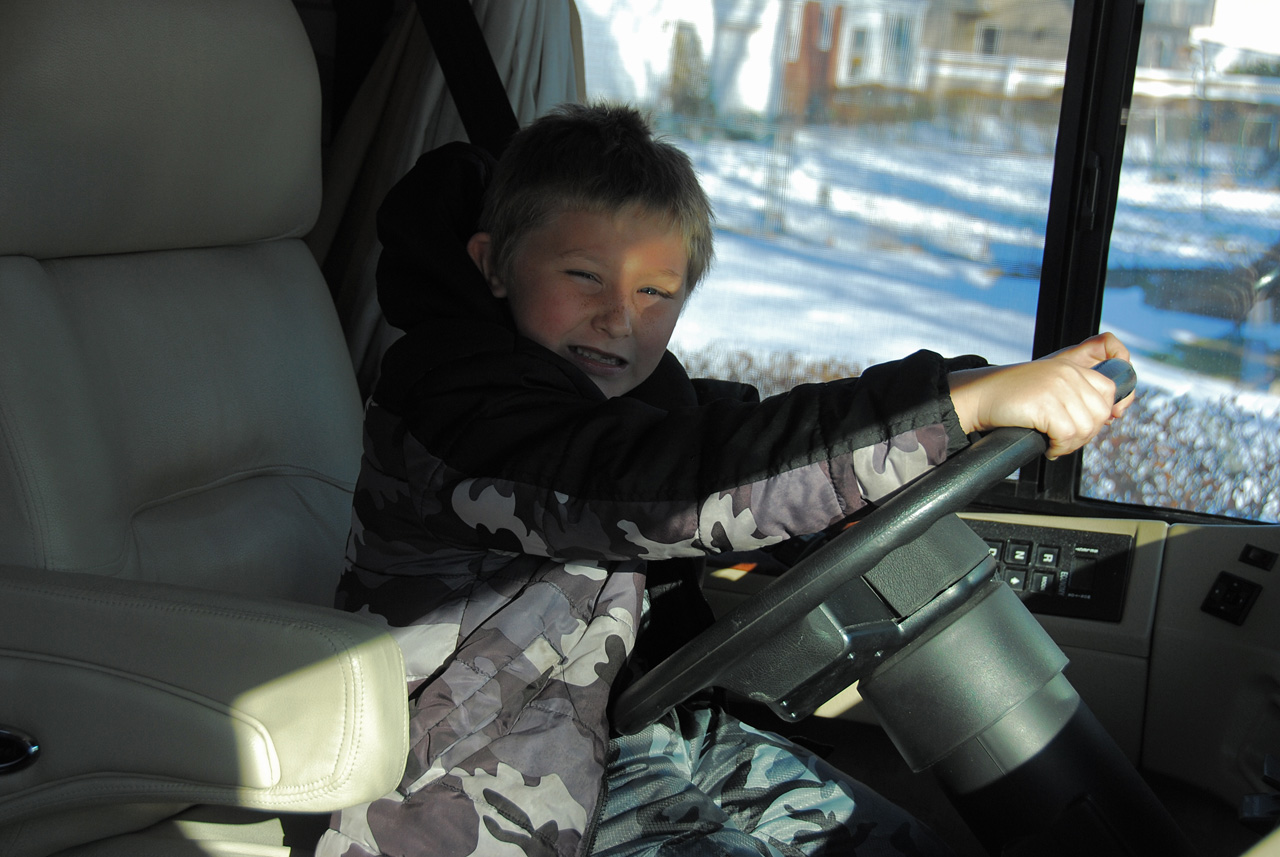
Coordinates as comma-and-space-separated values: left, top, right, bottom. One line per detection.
469, 208, 688, 398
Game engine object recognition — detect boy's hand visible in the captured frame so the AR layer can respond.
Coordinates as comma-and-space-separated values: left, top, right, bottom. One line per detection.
948, 332, 1136, 460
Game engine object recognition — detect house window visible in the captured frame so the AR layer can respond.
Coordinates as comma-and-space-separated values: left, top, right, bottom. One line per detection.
887, 15, 913, 78
980, 25, 1001, 56
848, 27, 867, 78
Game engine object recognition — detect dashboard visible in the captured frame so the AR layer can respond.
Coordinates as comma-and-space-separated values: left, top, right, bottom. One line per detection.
703, 514, 1280, 813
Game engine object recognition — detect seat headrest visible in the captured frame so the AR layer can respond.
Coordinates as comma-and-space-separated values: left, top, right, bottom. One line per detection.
0, 0, 322, 259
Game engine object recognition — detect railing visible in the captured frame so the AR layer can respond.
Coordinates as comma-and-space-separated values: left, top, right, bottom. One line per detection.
841, 49, 1280, 106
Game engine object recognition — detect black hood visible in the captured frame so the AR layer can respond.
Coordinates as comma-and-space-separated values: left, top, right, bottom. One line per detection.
370, 140, 699, 415
375, 141, 505, 332
372, 142, 519, 413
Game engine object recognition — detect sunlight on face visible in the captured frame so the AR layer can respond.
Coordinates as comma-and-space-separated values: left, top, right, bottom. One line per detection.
475, 209, 689, 398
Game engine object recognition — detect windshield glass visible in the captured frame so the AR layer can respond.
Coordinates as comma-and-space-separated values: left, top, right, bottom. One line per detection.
579, 0, 1280, 523
1082, 0, 1280, 522
579, 0, 1068, 392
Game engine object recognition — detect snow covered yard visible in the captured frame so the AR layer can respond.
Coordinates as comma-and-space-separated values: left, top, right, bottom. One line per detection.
661, 123, 1280, 520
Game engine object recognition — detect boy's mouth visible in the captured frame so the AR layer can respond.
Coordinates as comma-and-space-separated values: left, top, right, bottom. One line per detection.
569, 345, 627, 370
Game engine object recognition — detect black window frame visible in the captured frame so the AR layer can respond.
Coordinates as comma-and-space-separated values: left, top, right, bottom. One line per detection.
982, 0, 1154, 519
967, 0, 1268, 526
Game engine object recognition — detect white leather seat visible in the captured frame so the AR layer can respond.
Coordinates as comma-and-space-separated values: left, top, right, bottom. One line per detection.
1246, 826, 1280, 857
0, 1, 407, 854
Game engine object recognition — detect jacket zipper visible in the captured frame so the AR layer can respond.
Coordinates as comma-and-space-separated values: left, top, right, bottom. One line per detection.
579, 765, 610, 856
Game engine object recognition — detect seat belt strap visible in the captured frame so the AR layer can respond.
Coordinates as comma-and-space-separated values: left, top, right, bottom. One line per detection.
415, 0, 520, 157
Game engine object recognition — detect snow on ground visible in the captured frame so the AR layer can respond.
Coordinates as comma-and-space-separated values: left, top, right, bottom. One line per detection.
653, 123, 1280, 520
667, 124, 1279, 398
574, 0, 1278, 517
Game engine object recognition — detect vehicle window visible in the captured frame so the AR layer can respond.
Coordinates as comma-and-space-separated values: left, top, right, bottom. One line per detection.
1082, 1, 1280, 522
578, 0, 1070, 394
578, 0, 1280, 523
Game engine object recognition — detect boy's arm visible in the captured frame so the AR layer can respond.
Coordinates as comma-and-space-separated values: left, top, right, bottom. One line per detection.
394, 344, 984, 563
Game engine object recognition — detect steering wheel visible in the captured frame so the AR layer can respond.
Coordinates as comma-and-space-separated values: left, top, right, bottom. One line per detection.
611, 359, 1196, 856
612, 358, 1137, 734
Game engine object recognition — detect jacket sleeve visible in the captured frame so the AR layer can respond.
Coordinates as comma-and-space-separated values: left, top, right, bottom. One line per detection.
385, 336, 985, 563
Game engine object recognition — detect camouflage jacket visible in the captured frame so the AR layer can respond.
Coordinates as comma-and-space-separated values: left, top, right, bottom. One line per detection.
319, 144, 984, 857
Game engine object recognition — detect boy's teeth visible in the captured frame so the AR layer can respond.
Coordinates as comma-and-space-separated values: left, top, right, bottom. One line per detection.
574, 346, 622, 366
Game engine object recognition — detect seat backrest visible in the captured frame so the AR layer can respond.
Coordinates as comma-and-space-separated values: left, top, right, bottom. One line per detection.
0, 0, 364, 606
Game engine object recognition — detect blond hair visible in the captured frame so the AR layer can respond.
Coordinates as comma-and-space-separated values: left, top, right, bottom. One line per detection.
479, 103, 714, 293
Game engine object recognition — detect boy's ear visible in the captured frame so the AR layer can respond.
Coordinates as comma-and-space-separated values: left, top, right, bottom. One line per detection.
466, 232, 506, 298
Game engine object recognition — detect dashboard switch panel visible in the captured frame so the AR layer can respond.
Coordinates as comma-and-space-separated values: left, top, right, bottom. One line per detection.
965, 519, 1134, 622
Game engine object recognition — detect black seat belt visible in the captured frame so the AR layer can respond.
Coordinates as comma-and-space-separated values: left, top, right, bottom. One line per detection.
414, 0, 520, 158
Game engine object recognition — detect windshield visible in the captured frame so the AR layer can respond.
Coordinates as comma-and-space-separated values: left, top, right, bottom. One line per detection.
578, 0, 1280, 523
1082, 0, 1280, 521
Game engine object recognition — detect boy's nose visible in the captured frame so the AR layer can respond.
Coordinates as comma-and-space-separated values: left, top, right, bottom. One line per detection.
594, 293, 633, 337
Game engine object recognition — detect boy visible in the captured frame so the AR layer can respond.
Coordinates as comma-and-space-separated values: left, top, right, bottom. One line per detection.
320, 104, 1131, 857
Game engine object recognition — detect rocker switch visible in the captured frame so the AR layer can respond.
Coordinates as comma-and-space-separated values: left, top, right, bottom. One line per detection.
1239, 544, 1277, 572
1067, 560, 1096, 594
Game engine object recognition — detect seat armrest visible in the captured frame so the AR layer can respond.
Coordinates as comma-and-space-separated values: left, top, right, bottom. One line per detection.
0, 565, 407, 826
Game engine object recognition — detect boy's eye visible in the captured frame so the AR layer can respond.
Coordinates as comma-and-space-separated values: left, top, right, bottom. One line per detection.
567, 269, 600, 284
639, 286, 673, 298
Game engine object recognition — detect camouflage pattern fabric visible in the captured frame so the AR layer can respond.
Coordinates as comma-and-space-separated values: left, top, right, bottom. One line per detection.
318, 397, 958, 857
591, 705, 955, 857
